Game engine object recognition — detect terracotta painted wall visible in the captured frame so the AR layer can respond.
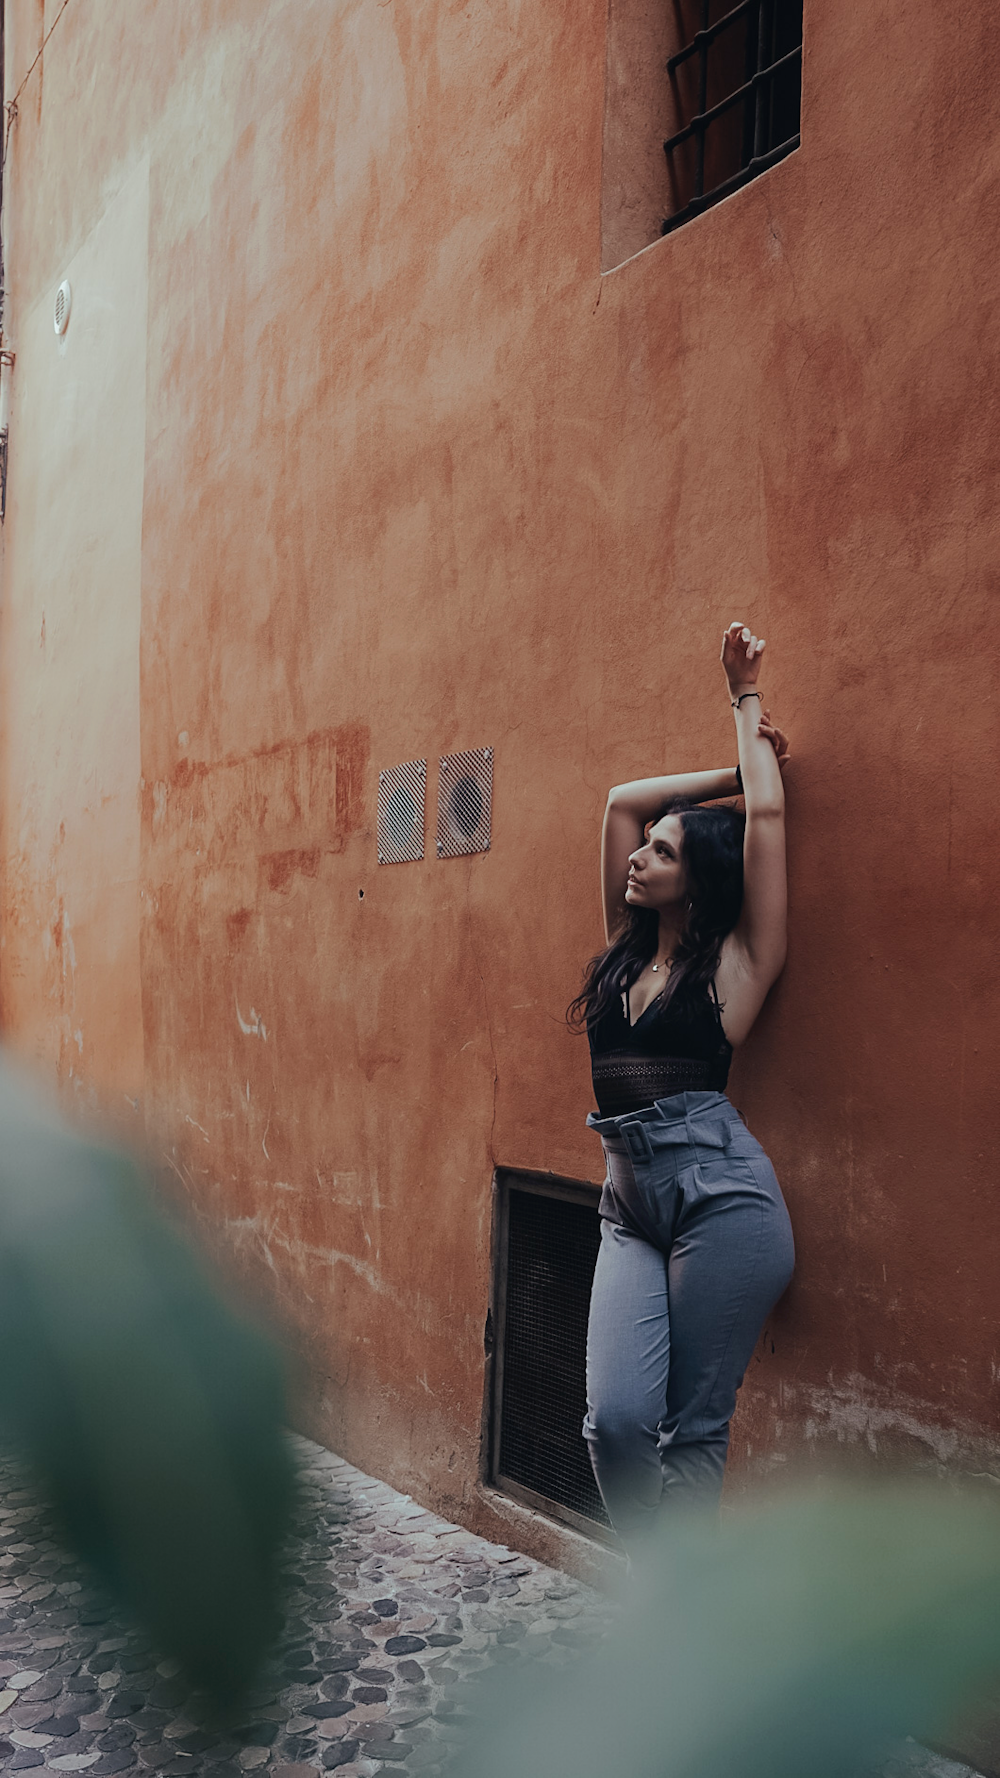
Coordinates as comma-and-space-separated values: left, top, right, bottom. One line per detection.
2, 0, 999, 1558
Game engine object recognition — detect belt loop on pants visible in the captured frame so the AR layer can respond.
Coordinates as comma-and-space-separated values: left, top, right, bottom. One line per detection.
685, 1111, 730, 1151
620, 1120, 654, 1163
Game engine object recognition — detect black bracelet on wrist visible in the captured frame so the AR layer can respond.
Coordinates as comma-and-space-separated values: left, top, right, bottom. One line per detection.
731, 690, 762, 709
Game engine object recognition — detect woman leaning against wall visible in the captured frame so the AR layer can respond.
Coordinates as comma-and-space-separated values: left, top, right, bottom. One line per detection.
569, 622, 794, 1546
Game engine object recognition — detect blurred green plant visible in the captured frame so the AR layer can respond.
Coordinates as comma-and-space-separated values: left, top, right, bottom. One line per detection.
0, 1060, 294, 1699
457, 1485, 1000, 1778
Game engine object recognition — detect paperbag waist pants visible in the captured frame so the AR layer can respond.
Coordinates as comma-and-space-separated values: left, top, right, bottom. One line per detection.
583, 1091, 794, 1543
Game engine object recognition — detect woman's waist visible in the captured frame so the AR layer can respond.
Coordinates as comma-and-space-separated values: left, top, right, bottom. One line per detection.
594, 1093, 774, 1226
587, 1089, 741, 1153
590, 1046, 729, 1074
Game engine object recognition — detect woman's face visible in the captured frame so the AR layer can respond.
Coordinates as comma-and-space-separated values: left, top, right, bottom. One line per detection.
625, 815, 688, 913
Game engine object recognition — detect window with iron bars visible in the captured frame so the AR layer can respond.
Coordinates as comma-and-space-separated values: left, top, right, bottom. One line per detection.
662, 0, 803, 235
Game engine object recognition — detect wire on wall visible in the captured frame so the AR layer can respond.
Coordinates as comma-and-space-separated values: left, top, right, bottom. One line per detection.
9, 0, 73, 113
0, 0, 75, 519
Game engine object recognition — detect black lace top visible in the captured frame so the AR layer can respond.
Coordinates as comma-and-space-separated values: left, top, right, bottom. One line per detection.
588, 979, 732, 1118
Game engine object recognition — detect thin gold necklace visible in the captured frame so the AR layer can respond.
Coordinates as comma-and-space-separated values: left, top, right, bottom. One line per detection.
651, 953, 674, 974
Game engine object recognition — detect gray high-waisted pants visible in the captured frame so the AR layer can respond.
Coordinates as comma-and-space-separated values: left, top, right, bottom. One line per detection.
583, 1091, 794, 1544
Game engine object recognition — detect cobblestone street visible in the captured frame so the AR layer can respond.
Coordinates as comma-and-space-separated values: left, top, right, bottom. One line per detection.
0, 1436, 985, 1778
0, 1436, 613, 1778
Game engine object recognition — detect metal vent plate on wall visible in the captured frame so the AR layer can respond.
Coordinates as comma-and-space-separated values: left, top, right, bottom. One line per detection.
437, 748, 492, 859
377, 758, 426, 864
53, 280, 72, 336
490, 1173, 612, 1539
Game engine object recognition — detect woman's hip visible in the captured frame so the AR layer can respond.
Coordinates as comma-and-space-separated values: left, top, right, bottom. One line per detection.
588, 1090, 789, 1238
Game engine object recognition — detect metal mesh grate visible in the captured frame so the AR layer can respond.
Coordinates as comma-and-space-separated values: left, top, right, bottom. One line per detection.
53, 280, 72, 336
662, 0, 803, 235
494, 1181, 610, 1531
436, 748, 492, 859
377, 758, 426, 864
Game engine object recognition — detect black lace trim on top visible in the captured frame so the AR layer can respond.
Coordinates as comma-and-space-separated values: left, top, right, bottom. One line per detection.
590, 1050, 729, 1120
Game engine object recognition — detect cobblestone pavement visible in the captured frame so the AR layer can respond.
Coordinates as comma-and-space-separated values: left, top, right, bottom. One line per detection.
0, 1436, 985, 1778
0, 1435, 613, 1778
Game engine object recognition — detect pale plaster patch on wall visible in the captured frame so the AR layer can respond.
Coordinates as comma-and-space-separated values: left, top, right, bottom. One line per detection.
222, 1210, 281, 1278
235, 995, 268, 1040
2, 156, 148, 1104
152, 781, 168, 835
153, 31, 251, 244
322, 1169, 383, 1212
794, 1375, 1000, 1471
261, 1230, 439, 1332
274, 1237, 387, 1295
59, 911, 77, 984
334, 2, 409, 216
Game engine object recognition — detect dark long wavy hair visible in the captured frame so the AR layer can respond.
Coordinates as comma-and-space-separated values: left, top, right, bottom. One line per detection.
567, 802, 745, 1032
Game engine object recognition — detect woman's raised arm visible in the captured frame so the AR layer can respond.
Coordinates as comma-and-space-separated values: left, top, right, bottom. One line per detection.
602, 765, 739, 943
716, 621, 789, 1043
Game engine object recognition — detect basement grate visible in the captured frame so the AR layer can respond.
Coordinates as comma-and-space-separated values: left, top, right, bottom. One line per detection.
436, 748, 492, 859
490, 1172, 612, 1539
377, 758, 426, 864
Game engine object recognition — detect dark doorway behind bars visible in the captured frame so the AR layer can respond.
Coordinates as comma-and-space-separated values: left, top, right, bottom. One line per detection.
487, 1170, 615, 1543
663, 0, 803, 234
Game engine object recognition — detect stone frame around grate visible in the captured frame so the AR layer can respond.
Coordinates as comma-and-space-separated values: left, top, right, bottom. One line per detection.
485, 1166, 617, 1548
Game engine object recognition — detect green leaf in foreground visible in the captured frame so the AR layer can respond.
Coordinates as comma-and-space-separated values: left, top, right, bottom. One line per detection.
457, 1487, 1000, 1778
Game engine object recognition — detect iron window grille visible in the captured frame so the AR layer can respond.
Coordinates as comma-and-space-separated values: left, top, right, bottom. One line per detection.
662, 0, 803, 235
486, 1169, 614, 1543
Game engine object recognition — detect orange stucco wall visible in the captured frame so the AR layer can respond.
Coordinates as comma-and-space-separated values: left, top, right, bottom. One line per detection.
2, 0, 999, 1554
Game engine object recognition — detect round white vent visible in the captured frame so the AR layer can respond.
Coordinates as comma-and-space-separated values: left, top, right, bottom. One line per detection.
53, 280, 72, 337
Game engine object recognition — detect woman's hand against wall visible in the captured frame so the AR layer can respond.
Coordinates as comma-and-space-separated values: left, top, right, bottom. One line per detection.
721, 621, 765, 692
758, 713, 791, 774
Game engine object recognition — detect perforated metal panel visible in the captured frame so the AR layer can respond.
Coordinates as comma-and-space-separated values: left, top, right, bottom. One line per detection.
53, 280, 72, 337
377, 758, 426, 864
491, 1174, 611, 1538
436, 748, 492, 859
